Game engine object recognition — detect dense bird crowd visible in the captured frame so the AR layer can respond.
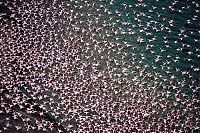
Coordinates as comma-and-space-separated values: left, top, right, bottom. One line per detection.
0, 0, 199, 132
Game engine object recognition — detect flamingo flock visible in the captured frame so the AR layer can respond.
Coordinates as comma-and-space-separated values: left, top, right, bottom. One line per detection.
0, 0, 199, 132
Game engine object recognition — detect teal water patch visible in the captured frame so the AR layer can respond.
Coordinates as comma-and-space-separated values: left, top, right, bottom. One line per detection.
99, 0, 200, 107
